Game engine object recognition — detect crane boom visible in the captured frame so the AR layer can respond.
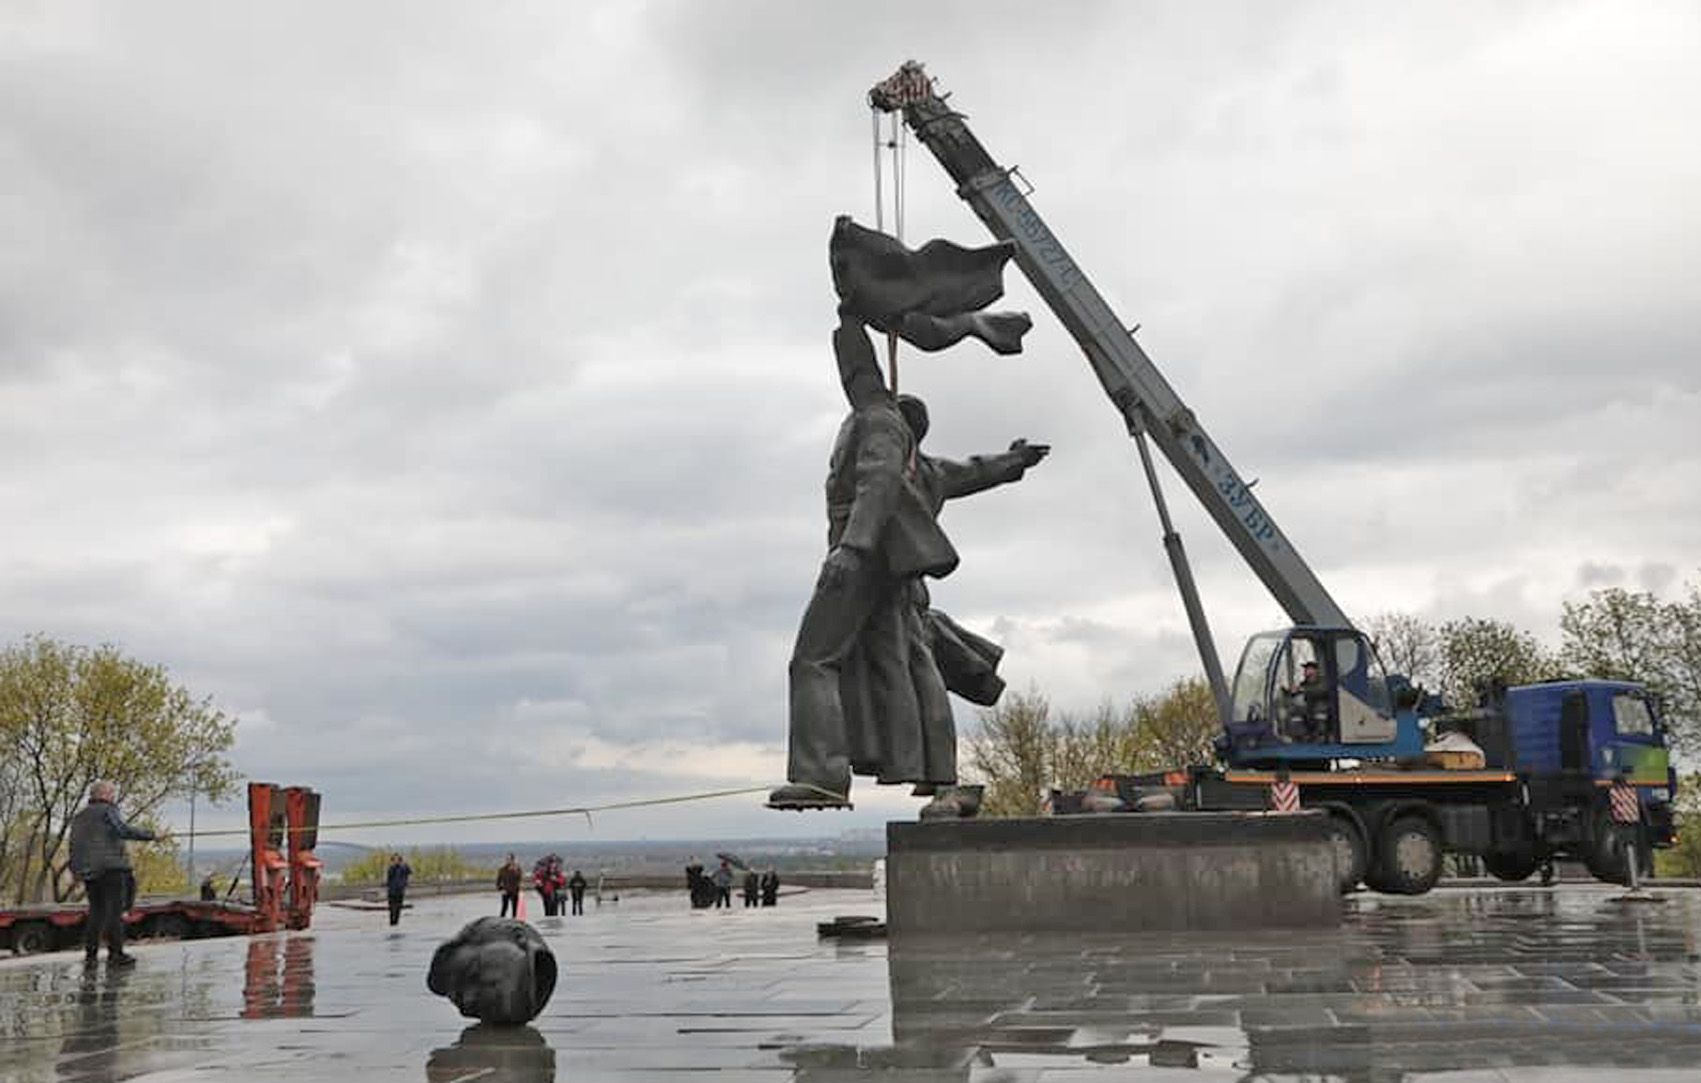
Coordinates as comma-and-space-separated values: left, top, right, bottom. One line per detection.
871, 63, 1350, 631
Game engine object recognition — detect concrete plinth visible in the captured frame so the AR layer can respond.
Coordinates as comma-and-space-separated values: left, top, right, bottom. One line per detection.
886, 811, 1340, 936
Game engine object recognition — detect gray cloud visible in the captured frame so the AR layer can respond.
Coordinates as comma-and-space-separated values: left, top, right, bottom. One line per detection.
3, 1, 1698, 841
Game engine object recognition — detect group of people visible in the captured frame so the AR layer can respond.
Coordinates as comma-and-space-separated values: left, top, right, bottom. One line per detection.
495, 853, 587, 917
684, 857, 779, 910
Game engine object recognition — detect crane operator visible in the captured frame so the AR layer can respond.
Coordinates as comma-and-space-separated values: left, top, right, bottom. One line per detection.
1283, 659, 1332, 742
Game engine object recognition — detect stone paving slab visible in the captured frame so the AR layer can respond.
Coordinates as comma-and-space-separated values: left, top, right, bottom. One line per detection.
2, 882, 1701, 1079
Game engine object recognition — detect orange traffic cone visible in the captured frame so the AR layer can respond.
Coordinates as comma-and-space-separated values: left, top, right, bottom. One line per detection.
516, 892, 527, 921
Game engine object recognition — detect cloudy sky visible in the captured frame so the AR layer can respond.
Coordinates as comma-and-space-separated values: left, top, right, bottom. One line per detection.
3, 1, 1697, 845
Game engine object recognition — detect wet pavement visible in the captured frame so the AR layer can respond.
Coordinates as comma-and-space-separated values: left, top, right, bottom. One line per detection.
2, 883, 1699, 1081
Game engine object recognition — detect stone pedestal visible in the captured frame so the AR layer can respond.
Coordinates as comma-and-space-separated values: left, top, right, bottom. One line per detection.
886, 811, 1339, 937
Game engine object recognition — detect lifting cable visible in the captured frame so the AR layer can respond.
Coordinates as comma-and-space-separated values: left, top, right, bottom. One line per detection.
870, 104, 908, 393
166, 781, 851, 841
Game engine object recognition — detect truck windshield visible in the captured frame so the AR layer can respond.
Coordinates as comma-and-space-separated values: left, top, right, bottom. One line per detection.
1613, 694, 1656, 738
1231, 634, 1283, 723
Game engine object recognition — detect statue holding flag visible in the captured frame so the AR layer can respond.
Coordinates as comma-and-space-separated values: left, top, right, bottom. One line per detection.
768, 218, 1047, 815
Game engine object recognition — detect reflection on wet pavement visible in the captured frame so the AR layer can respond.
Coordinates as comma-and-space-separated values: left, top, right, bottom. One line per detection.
241, 935, 316, 1019
874, 889, 1701, 1078
426, 1024, 556, 1082
0, 884, 1696, 1079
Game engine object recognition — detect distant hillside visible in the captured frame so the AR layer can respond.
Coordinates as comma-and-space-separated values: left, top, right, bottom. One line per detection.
191, 834, 887, 879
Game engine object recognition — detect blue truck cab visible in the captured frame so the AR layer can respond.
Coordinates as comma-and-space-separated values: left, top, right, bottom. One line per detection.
1502, 679, 1676, 819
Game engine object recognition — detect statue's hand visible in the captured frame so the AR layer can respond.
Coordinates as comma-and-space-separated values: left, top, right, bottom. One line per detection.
817, 545, 863, 590
1010, 439, 1051, 469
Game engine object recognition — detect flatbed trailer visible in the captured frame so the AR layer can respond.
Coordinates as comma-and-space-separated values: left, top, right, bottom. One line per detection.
0, 896, 268, 956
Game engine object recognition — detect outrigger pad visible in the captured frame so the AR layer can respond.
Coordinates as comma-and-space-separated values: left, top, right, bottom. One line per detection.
829, 216, 1031, 355
427, 917, 558, 1026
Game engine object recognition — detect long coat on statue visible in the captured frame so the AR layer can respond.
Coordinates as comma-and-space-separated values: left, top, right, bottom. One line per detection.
822, 398, 958, 786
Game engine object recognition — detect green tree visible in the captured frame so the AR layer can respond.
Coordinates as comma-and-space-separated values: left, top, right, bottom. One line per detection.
0, 636, 238, 903
1670, 581, 1701, 756
1126, 676, 1218, 772
340, 846, 488, 885
1561, 579, 1701, 757
1654, 772, 1701, 879
1437, 617, 1561, 709
131, 837, 190, 896
0, 752, 26, 902
1560, 587, 1667, 685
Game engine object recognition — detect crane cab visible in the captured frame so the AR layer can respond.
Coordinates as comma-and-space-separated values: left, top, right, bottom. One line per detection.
1222, 626, 1424, 766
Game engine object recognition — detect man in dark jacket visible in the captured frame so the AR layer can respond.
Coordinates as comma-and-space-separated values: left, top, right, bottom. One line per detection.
711, 860, 734, 909
567, 869, 588, 916
760, 869, 780, 907
385, 853, 412, 926
68, 780, 155, 965
496, 854, 523, 917
742, 869, 760, 908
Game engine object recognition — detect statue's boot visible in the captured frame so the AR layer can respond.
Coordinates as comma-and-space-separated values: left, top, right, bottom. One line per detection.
918, 784, 984, 821
896, 310, 1031, 355
767, 781, 854, 811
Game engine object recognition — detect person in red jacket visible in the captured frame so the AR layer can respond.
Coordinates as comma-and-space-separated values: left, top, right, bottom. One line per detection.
532, 856, 557, 917
550, 861, 567, 915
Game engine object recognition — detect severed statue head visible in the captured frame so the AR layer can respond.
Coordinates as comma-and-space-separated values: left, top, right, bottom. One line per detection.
427, 917, 558, 1026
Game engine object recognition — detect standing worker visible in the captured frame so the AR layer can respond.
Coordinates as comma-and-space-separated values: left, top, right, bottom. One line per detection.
69, 780, 156, 966
712, 859, 734, 909
385, 852, 412, 927
742, 869, 759, 908
760, 868, 780, 908
567, 869, 588, 916
496, 854, 523, 917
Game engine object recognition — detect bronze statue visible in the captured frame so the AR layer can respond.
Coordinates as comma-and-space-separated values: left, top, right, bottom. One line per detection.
768, 219, 1046, 813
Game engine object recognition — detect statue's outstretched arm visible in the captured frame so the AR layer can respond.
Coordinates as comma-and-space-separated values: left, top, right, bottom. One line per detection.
931, 439, 1051, 501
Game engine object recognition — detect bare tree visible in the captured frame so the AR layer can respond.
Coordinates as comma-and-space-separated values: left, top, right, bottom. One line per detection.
963, 687, 1054, 817
1365, 611, 1441, 690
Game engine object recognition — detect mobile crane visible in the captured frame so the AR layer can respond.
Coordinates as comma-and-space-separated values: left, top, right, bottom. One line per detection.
869, 62, 1676, 894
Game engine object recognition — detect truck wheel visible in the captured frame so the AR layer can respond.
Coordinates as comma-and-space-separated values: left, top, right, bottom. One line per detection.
1324, 815, 1368, 892
1586, 815, 1649, 886
1482, 849, 1539, 883
12, 921, 54, 955
1376, 816, 1443, 895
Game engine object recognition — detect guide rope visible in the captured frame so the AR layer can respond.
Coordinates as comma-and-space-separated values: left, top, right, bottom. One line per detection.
170, 781, 851, 841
